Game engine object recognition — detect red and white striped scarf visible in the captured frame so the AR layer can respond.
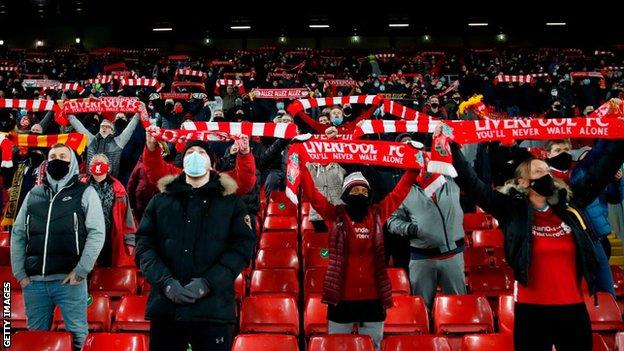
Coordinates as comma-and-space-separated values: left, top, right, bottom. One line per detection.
571, 71, 606, 89
374, 53, 396, 60
493, 74, 534, 85
324, 79, 358, 87
0, 134, 13, 168
250, 88, 310, 99
118, 78, 162, 92
0, 66, 18, 72
286, 95, 382, 116
381, 99, 427, 120
175, 69, 206, 79
182, 121, 298, 138
353, 119, 437, 138
85, 75, 114, 85
46, 83, 85, 95
215, 79, 245, 95
0, 98, 59, 112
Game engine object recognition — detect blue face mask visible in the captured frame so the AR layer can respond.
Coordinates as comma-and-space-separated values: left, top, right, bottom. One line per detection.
331, 118, 343, 126
183, 151, 209, 177
276, 102, 285, 110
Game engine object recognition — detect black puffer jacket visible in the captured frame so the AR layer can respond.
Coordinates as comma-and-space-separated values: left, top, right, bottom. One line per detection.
135, 172, 255, 322
450, 141, 624, 292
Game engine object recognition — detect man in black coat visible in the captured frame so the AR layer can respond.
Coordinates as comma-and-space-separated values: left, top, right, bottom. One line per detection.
135, 140, 255, 351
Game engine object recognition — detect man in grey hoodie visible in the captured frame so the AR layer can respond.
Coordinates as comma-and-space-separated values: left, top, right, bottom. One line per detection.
10, 143, 105, 350
387, 173, 466, 310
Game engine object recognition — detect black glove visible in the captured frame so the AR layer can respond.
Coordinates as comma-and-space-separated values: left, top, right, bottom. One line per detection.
184, 278, 210, 299
407, 223, 419, 238
163, 278, 196, 304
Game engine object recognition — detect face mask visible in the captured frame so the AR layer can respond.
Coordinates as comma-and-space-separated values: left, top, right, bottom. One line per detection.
529, 174, 555, 197
343, 107, 352, 115
90, 162, 109, 176
431, 103, 439, 109
331, 118, 343, 126
547, 152, 572, 171
28, 151, 45, 165
373, 81, 380, 88
379, 85, 386, 92
344, 194, 370, 220
276, 102, 285, 110
47, 159, 70, 181
551, 89, 558, 97
183, 151, 209, 177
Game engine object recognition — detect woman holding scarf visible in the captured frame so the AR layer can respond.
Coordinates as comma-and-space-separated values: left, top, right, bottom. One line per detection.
300, 161, 417, 350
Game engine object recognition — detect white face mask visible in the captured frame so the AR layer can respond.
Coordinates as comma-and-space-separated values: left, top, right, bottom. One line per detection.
183, 151, 209, 178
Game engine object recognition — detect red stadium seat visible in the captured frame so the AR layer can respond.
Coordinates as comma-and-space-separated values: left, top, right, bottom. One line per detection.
6, 291, 27, 330
384, 296, 429, 334
232, 334, 299, 351
263, 216, 298, 234
304, 295, 328, 336
266, 201, 298, 217
240, 295, 299, 335
463, 213, 492, 231
89, 267, 138, 297
593, 333, 609, 351
235, 273, 246, 302
471, 229, 504, 250
611, 266, 624, 297
250, 269, 300, 299
82, 333, 149, 351
268, 191, 291, 205
301, 202, 311, 217
0, 230, 10, 266
301, 216, 315, 234
54, 295, 111, 332
433, 295, 494, 334
308, 335, 375, 351
259, 232, 299, 250
387, 268, 411, 296
111, 295, 149, 332
497, 295, 514, 334
303, 247, 330, 271
11, 331, 73, 351
304, 268, 327, 301
381, 335, 452, 351
467, 268, 512, 297
463, 248, 501, 269
460, 334, 514, 351
584, 292, 624, 331
302, 232, 329, 252
255, 248, 299, 271
0, 265, 21, 291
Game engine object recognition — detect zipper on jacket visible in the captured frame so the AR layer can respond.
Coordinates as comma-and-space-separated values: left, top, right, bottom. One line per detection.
41, 182, 74, 277
73, 212, 80, 255
433, 201, 451, 251
26, 215, 30, 240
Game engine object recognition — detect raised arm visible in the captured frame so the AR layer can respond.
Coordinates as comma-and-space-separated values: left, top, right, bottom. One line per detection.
68, 115, 95, 143
114, 113, 141, 148
295, 111, 326, 134
300, 163, 337, 223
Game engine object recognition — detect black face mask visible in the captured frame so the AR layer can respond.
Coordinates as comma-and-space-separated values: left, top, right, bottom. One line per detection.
547, 152, 572, 171
343, 194, 370, 221
47, 159, 70, 181
343, 107, 352, 115
529, 174, 556, 197
431, 103, 439, 109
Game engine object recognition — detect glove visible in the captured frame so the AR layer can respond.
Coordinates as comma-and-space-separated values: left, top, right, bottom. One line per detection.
163, 278, 196, 304
184, 278, 210, 299
407, 223, 419, 239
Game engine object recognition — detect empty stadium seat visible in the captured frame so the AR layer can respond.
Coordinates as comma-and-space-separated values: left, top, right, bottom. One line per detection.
111, 295, 149, 332
240, 295, 299, 335
89, 267, 138, 297
259, 231, 299, 250
471, 229, 504, 250
384, 296, 429, 334
54, 295, 111, 332
381, 335, 452, 351
584, 292, 624, 331
263, 216, 298, 233
387, 268, 411, 296
497, 295, 514, 334
250, 269, 299, 299
266, 201, 298, 217
463, 248, 501, 269
0, 265, 21, 291
6, 291, 27, 330
302, 232, 329, 251
303, 247, 330, 271
304, 296, 328, 336
463, 213, 492, 231
460, 334, 514, 351
304, 268, 327, 301
0, 231, 10, 266
308, 334, 375, 351
467, 268, 512, 297
255, 248, 299, 271
433, 295, 494, 334
82, 333, 149, 351
232, 334, 299, 351
11, 331, 73, 351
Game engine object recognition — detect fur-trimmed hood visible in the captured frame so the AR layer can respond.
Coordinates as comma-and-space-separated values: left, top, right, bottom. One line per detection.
497, 180, 571, 206
157, 172, 238, 196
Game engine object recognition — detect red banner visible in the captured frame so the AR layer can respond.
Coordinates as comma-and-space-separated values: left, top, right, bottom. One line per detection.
251, 88, 310, 99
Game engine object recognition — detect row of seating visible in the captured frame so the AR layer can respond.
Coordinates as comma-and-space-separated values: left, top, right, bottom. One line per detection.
9, 331, 148, 351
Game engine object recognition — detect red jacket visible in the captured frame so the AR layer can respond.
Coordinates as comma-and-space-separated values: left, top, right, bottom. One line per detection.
127, 158, 159, 220
141, 145, 256, 196
301, 166, 417, 308
82, 175, 137, 267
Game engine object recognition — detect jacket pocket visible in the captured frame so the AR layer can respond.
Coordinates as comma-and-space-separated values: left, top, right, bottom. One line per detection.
73, 212, 80, 255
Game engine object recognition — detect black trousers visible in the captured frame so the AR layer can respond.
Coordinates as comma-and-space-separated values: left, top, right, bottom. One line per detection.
149, 320, 233, 351
514, 302, 592, 351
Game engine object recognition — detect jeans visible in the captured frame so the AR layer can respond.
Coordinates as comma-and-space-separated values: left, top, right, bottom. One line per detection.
328, 320, 384, 351
22, 279, 88, 350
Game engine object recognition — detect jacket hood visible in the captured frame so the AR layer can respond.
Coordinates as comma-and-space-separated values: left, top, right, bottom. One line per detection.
45, 149, 80, 192
157, 172, 238, 196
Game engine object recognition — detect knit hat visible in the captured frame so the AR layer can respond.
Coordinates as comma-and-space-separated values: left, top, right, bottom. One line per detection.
100, 119, 115, 131
341, 172, 370, 195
